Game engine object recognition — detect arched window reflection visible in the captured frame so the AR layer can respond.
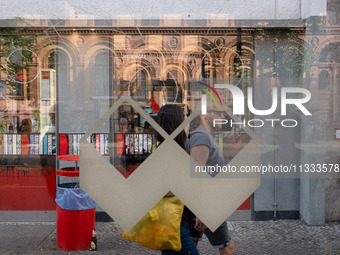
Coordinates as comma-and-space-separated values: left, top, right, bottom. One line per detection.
43, 50, 69, 131
319, 43, 340, 63
49, 50, 69, 98
94, 52, 113, 97
319, 70, 330, 89
327, 0, 340, 25
93, 51, 114, 133
137, 69, 147, 100
167, 70, 182, 103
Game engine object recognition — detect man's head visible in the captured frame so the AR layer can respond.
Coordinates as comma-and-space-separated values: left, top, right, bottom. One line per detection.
199, 96, 225, 131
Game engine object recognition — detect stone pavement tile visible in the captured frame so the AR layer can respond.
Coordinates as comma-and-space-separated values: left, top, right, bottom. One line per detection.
2, 220, 339, 254
0, 222, 56, 255
230, 220, 340, 255
35, 222, 160, 255
34, 222, 217, 255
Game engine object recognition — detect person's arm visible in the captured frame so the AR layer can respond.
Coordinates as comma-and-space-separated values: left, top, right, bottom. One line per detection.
194, 218, 207, 231
190, 145, 209, 166
190, 144, 209, 231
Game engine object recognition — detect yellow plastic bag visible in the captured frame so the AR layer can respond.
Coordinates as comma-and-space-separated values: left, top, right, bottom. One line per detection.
123, 196, 184, 251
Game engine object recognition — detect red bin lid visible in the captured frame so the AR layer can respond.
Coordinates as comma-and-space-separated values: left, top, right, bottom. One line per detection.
57, 169, 80, 177
57, 155, 79, 161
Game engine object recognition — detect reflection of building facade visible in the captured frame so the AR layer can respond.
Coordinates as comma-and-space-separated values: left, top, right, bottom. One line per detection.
0, 0, 340, 223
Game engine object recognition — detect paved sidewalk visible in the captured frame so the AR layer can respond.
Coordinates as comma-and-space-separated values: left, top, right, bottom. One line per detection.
1, 220, 339, 255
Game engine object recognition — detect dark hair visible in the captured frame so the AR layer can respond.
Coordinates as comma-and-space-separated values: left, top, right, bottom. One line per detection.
19, 118, 32, 133
155, 104, 187, 149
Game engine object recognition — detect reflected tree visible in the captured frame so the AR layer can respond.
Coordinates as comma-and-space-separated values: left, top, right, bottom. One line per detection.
0, 24, 38, 97
255, 28, 316, 87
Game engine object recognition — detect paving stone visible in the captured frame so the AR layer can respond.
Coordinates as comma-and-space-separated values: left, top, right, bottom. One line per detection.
1, 220, 339, 254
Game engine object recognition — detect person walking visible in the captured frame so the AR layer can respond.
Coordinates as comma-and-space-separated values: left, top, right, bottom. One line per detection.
155, 104, 200, 255
188, 102, 235, 255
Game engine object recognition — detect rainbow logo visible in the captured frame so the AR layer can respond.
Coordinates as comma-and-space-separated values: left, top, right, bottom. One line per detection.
198, 82, 223, 115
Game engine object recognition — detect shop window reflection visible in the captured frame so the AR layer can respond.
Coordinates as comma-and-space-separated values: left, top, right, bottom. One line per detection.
327, 0, 340, 26
133, 69, 147, 101
94, 52, 112, 97
319, 70, 330, 89
94, 51, 113, 130
319, 42, 340, 63
53, 50, 69, 99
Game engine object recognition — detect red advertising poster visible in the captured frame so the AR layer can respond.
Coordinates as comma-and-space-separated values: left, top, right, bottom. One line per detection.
0, 162, 56, 210
237, 197, 251, 210
21, 134, 30, 155
59, 134, 69, 155
41, 71, 50, 79
116, 134, 125, 155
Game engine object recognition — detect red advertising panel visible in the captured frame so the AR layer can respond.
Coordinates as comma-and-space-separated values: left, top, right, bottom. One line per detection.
0, 162, 56, 210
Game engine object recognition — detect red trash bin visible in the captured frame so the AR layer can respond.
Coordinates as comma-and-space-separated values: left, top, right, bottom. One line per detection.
56, 166, 96, 251
56, 204, 95, 250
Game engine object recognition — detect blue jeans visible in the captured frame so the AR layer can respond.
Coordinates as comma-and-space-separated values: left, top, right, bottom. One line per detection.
161, 227, 199, 255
